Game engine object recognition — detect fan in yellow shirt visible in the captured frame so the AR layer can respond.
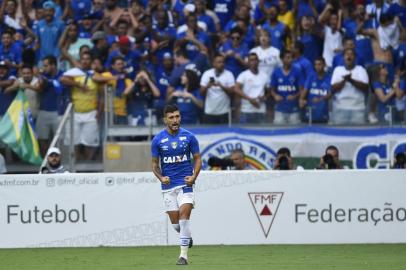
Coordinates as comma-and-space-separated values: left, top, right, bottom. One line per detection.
101, 56, 133, 125
60, 52, 109, 160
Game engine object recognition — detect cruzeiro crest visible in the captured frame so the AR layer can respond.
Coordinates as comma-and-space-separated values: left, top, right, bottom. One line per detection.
171, 141, 178, 149
200, 137, 277, 170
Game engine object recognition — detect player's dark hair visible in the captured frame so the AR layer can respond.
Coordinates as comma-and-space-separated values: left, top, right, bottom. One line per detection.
163, 104, 180, 116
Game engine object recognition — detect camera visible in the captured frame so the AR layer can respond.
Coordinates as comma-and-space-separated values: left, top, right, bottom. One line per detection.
210, 77, 215, 83
276, 156, 290, 170
393, 153, 406, 169
322, 153, 337, 169
208, 156, 235, 170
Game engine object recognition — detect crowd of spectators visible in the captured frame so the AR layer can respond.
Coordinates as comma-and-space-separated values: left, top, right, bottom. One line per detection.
0, 0, 406, 158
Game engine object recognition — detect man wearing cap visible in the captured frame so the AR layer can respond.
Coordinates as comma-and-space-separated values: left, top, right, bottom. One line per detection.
90, 31, 109, 64
105, 35, 141, 79
41, 147, 69, 174
34, 1, 65, 61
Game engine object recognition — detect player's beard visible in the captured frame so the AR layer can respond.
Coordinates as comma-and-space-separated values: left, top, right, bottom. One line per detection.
170, 123, 179, 132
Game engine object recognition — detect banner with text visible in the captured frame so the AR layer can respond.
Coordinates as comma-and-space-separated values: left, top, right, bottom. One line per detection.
0, 170, 405, 248
189, 127, 406, 169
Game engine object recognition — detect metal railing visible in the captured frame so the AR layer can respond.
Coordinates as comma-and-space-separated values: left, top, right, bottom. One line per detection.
39, 103, 75, 173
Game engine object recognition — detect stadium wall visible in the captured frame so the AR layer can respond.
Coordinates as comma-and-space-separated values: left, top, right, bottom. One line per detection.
0, 170, 405, 248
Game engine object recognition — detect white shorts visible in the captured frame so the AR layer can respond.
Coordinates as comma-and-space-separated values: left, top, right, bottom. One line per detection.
162, 187, 195, 212
64, 110, 100, 147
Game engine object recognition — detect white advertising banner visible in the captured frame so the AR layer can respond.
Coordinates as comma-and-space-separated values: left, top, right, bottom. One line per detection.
0, 170, 405, 248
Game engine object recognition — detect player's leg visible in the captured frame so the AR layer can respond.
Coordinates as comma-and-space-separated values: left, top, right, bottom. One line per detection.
167, 211, 180, 233
163, 189, 181, 233
176, 189, 195, 264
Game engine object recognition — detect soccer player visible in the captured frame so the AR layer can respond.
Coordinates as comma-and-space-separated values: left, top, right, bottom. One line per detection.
151, 104, 202, 265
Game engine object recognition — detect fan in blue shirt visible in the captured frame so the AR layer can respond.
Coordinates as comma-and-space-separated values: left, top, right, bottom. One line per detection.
167, 69, 203, 124
176, 15, 210, 61
301, 58, 332, 123
331, 37, 366, 70
343, 14, 374, 66
261, 5, 288, 51
212, 0, 235, 30
152, 10, 176, 61
0, 31, 22, 75
271, 49, 304, 114
292, 41, 314, 80
33, 3, 65, 61
372, 65, 396, 123
219, 27, 249, 78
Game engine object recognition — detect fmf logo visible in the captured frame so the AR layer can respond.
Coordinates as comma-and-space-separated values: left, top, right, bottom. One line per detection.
353, 142, 406, 169
201, 137, 277, 170
248, 192, 283, 238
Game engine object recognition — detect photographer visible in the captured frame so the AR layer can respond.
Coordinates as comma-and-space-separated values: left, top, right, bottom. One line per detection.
392, 152, 406, 169
207, 149, 252, 170
274, 147, 294, 170
317, 145, 343, 169
230, 149, 252, 170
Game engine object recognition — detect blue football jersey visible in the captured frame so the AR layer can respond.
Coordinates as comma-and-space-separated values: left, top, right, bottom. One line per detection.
151, 128, 200, 191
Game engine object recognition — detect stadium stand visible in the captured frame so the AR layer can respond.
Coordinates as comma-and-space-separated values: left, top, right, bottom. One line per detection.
0, 0, 405, 172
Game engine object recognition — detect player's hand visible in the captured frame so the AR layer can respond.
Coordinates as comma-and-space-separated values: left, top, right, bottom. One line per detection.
160, 176, 170, 185
185, 176, 196, 186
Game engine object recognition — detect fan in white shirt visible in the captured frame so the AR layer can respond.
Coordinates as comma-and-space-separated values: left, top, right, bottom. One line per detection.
249, 29, 282, 78
234, 53, 269, 124
318, 4, 344, 68
200, 54, 235, 124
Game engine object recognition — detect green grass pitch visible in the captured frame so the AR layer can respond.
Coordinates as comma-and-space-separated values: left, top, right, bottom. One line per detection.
1, 244, 405, 270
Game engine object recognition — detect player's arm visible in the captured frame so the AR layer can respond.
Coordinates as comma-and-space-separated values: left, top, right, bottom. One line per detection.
185, 153, 202, 186
152, 157, 170, 184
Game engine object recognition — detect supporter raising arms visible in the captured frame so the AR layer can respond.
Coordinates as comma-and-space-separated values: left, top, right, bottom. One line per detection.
125, 69, 160, 126
167, 68, 203, 125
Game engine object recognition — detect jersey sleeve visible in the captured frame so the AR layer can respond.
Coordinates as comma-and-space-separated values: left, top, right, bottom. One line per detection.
151, 136, 160, 158
189, 134, 200, 155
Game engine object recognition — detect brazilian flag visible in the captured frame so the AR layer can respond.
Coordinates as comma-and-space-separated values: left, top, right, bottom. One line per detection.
0, 90, 42, 165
